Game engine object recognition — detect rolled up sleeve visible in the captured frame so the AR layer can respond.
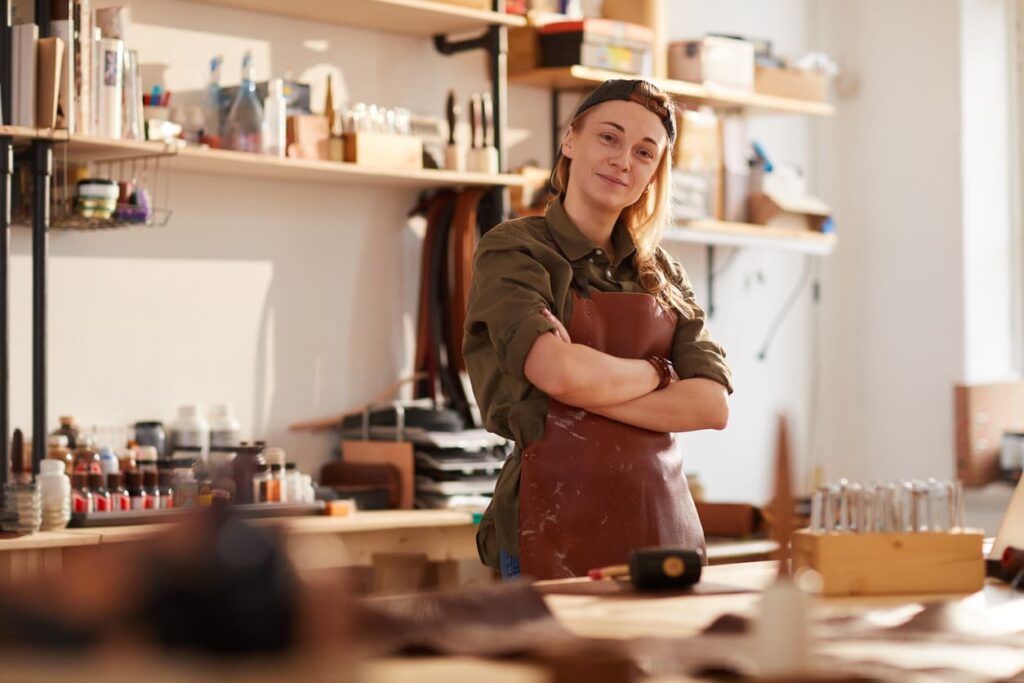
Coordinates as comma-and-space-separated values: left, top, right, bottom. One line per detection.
664, 251, 734, 394
464, 229, 557, 382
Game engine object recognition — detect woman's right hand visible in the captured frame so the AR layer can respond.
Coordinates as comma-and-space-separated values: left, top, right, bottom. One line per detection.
542, 309, 572, 344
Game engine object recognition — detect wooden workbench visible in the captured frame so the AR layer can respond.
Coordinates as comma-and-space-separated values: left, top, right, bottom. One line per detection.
0, 512, 778, 585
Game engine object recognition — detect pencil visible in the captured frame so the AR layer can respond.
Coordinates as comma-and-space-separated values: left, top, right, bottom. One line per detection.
588, 563, 630, 580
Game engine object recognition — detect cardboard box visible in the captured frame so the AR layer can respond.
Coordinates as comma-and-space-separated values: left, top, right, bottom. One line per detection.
748, 191, 832, 233
538, 19, 654, 75
954, 381, 1024, 487
508, 25, 540, 74
754, 65, 828, 101
668, 36, 754, 91
672, 108, 722, 220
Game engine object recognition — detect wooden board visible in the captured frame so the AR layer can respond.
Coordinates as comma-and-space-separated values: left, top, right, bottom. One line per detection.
510, 65, 835, 117
666, 219, 837, 255
184, 0, 525, 35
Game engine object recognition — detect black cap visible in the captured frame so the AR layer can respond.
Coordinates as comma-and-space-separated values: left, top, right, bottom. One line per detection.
570, 79, 676, 144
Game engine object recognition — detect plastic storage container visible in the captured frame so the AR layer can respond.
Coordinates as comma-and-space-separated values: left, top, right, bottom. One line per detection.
170, 404, 209, 461
39, 459, 71, 530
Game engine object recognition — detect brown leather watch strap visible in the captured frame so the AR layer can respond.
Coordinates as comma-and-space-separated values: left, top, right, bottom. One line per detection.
646, 355, 678, 391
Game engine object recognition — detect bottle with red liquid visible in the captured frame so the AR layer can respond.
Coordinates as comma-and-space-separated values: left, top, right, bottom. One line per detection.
158, 469, 175, 509
73, 438, 101, 475
127, 470, 147, 510
88, 472, 111, 512
143, 470, 160, 509
108, 472, 129, 511
71, 472, 93, 513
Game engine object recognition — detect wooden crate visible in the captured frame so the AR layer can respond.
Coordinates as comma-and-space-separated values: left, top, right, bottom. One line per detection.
791, 528, 985, 597
342, 132, 423, 170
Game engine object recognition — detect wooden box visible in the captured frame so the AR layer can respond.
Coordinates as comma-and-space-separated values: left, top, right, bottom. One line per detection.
954, 381, 1024, 486
342, 132, 423, 170
754, 66, 828, 102
791, 528, 985, 596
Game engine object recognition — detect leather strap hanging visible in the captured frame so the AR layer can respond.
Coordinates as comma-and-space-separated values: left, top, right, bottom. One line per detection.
414, 192, 455, 401
449, 187, 486, 372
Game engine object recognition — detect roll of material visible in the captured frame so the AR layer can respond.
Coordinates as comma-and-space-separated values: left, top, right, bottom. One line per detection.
96, 37, 124, 139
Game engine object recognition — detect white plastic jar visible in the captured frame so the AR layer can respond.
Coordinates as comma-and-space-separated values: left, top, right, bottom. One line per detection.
39, 459, 71, 530
170, 404, 209, 461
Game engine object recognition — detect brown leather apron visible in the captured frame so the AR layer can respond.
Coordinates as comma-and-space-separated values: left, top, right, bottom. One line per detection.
518, 284, 706, 580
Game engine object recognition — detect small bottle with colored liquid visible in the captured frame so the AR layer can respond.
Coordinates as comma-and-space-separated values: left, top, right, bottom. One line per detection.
127, 470, 147, 510
108, 472, 129, 511
88, 472, 111, 512
158, 469, 175, 509
143, 470, 160, 509
71, 473, 93, 513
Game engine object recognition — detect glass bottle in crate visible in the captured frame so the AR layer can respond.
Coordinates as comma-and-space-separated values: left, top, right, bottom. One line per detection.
223, 51, 263, 153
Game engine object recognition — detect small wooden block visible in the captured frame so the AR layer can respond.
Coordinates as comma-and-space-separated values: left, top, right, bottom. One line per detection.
791, 528, 985, 596
343, 132, 423, 170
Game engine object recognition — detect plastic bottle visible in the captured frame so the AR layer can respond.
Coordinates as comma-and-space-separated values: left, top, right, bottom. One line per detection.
73, 437, 101, 476
71, 472, 93, 513
108, 472, 129, 511
284, 462, 301, 505
223, 51, 263, 153
253, 462, 272, 503
39, 460, 71, 530
89, 472, 112, 512
209, 404, 241, 455
136, 445, 159, 473
143, 470, 160, 509
201, 54, 223, 148
52, 415, 80, 448
127, 470, 147, 510
158, 470, 175, 509
97, 445, 120, 475
264, 447, 286, 503
172, 456, 199, 508
47, 434, 74, 475
261, 78, 286, 157
170, 404, 209, 461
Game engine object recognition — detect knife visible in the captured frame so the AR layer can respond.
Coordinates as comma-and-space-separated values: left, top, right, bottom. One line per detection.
481, 92, 494, 149
446, 90, 457, 146
469, 93, 482, 149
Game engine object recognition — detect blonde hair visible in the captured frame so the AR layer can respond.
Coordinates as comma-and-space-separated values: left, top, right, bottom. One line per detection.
550, 85, 694, 318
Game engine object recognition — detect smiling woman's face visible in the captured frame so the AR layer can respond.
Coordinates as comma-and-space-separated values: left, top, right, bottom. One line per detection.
561, 99, 669, 214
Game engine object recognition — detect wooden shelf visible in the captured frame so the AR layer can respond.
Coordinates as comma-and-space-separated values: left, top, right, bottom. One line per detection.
510, 65, 835, 117
666, 219, 837, 255
184, 0, 525, 36
170, 145, 523, 188
8, 131, 521, 188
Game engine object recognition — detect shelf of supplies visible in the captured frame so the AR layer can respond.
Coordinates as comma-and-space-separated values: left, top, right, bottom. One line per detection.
510, 65, 835, 117
47, 133, 523, 189
666, 219, 837, 255
170, 146, 524, 188
185, 0, 526, 36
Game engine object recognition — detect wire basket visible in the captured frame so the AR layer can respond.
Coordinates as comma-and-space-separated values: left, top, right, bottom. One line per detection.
50, 147, 173, 231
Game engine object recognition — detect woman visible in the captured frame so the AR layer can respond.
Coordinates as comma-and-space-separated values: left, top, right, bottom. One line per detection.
463, 79, 733, 580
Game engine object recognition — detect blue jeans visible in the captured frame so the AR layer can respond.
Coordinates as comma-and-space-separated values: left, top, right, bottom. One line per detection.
499, 548, 521, 580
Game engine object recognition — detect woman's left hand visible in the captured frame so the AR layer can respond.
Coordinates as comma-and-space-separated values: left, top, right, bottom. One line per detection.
542, 309, 571, 344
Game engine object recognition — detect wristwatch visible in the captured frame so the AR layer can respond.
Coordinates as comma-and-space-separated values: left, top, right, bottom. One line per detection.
646, 356, 679, 391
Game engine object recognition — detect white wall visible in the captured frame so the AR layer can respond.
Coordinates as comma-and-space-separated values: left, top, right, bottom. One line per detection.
814, 0, 966, 484
664, 0, 823, 501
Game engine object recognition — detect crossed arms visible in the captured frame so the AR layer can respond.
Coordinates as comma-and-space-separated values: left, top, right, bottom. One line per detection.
523, 310, 729, 433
